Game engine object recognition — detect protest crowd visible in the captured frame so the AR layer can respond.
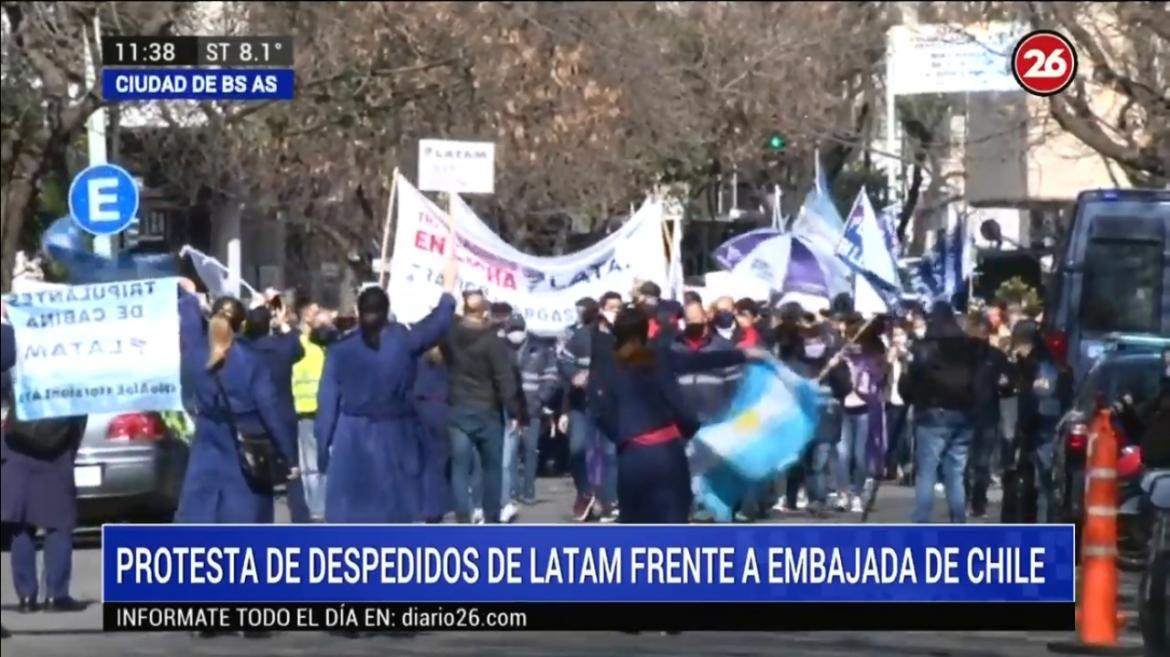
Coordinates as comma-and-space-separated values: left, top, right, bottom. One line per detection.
2, 174, 1168, 645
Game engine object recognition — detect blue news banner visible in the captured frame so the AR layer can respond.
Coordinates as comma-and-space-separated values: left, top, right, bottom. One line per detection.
101, 525, 1075, 632
101, 69, 295, 101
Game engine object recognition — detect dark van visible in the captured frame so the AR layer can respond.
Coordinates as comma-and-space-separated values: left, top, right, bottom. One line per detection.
1044, 189, 1170, 382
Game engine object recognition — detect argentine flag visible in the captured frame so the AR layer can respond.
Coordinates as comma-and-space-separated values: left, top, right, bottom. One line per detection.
691, 358, 820, 522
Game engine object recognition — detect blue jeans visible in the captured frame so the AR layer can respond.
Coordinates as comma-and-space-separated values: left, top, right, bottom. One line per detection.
500, 416, 518, 507
449, 409, 504, 523
10, 525, 72, 600
1032, 428, 1057, 523
568, 410, 616, 504
912, 408, 974, 523
501, 413, 541, 504
296, 417, 326, 521
838, 410, 870, 497
805, 398, 841, 505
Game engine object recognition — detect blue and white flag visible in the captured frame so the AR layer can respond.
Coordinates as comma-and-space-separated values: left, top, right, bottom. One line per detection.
877, 203, 902, 260
909, 212, 970, 304
691, 359, 820, 522
4, 278, 184, 421
790, 151, 846, 257
836, 188, 903, 314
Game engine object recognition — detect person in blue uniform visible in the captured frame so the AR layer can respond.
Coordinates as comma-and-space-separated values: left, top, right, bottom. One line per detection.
174, 281, 298, 525
316, 247, 458, 524
1, 313, 86, 614
413, 346, 451, 523
589, 304, 764, 523
242, 304, 307, 521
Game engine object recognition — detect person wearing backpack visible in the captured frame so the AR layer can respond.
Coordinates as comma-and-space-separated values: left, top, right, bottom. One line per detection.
1, 313, 87, 614
900, 301, 990, 523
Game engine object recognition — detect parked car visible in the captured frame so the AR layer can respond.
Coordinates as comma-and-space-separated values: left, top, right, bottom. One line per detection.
74, 411, 189, 526
1043, 188, 1170, 384
1050, 338, 1168, 527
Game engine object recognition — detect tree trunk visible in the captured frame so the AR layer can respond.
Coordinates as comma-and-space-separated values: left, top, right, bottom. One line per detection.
1, 142, 48, 292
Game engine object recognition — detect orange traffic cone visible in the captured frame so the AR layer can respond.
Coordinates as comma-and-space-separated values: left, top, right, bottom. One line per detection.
1048, 407, 1142, 655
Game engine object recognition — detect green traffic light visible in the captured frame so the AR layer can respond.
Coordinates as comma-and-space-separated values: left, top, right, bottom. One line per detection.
767, 134, 786, 150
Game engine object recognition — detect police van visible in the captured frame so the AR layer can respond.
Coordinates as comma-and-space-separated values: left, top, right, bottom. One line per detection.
1044, 189, 1170, 382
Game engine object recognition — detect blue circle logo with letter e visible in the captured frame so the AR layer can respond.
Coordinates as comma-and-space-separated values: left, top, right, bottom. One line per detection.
68, 163, 139, 236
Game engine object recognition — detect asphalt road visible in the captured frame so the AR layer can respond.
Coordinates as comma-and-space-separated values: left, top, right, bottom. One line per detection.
0, 475, 1146, 656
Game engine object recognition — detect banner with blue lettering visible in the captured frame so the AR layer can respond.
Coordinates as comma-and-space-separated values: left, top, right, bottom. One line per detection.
4, 278, 183, 420
103, 524, 1075, 604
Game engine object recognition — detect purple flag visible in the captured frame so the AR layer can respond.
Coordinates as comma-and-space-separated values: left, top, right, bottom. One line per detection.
712, 228, 782, 270
781, 238, 830, 298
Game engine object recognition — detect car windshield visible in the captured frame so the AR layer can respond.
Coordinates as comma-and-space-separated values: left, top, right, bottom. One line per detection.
1078, 238, 1163, 333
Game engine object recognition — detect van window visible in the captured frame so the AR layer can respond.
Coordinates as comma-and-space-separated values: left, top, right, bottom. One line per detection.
1078, 239, 1163, 333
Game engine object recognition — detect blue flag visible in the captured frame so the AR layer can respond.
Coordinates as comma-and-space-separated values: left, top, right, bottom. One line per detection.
691, 359, 820, 522
909, 215, 969, 303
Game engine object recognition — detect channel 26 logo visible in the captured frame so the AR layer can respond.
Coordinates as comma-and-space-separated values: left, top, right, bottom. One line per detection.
1011, 30, 1078, 96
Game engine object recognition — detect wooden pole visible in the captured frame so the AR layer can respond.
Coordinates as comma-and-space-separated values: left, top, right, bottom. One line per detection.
815, 314, 879, 381
377, 167, 401, 288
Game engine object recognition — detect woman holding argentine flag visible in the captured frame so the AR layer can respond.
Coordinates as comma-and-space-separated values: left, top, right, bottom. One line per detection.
589, 304, 768, 523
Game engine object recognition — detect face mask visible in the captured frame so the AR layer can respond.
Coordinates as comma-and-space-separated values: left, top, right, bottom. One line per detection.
601, 310, 617, 325
683, 323, 706, 340
913, 326, 926, 339
506, 331, 526, 346
309, 326, 338, 346
803, 339, 826, 359
713, 311, 735, 330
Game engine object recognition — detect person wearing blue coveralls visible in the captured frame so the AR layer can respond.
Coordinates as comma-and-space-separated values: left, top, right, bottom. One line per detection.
241, 303, 307, 521
316, 243, 459, 524
589, 305, 764, 523
1, 303, 86, 615
1, 316, 9, 638
174, 281, 298, 526
413, 346, 451, 523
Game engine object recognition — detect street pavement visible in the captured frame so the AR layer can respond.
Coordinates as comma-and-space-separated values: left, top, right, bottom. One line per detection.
0, 474, 1146, 656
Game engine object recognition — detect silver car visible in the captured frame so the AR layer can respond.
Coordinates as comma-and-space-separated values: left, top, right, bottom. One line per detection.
74, 411, 188, 525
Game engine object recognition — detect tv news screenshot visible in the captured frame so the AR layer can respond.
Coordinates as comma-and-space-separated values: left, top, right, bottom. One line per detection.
2, 2, 1168, 657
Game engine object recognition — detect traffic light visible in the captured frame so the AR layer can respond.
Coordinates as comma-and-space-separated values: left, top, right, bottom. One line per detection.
765, 133, 786, 151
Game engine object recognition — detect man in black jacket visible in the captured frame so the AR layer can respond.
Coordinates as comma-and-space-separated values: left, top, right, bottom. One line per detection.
964, 314, 1015, 518
442, 290, 528, 524
901, 302, 990, 523
557, 297, 605, 520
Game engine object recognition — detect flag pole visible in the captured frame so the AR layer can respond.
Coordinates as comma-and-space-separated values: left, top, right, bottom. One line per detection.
377, 168, 400, 288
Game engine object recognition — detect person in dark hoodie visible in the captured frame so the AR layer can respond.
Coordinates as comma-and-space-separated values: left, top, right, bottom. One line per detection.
242, 303, 307, 522
900, 301, 990, 523
1009, 319, 1072, 524
557, 297, 605, 520
589, 304, 766, 523
964, 313, 1015, 518
442, 290, 528, 524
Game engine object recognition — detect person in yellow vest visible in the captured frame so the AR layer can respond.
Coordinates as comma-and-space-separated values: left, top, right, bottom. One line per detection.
292, 303, 337, 522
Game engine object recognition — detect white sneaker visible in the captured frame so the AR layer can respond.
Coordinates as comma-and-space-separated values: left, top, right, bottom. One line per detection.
472, 508, 485, 525
796, 490, 809, 510
831, 493, 848, 512
934, 482, 945, 495
771, 498, 790, 513
500, 503, 519, 524
850, 495, 864, 513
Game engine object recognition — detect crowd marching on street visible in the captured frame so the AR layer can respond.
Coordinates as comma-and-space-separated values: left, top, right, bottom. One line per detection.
2, 213, 1169, 642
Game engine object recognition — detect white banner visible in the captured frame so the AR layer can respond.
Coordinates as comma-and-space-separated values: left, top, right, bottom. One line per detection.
389, 177, 668, 336
418, 139, 495, 194
887, 23, 1027, 96
3, 278, 183, 421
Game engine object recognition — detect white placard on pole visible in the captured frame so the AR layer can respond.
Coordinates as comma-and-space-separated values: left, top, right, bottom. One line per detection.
418, 139, 495, 195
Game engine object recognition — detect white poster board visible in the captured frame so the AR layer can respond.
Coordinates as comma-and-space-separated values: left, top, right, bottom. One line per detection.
887, 23, 1027, 96
418, 139, 495, 194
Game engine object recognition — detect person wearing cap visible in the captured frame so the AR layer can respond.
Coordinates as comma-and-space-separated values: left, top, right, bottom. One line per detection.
1008, 319, 1071, 523
500, 313, 560, 520
557, 297, 607, 520
634, 282, 664, 339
